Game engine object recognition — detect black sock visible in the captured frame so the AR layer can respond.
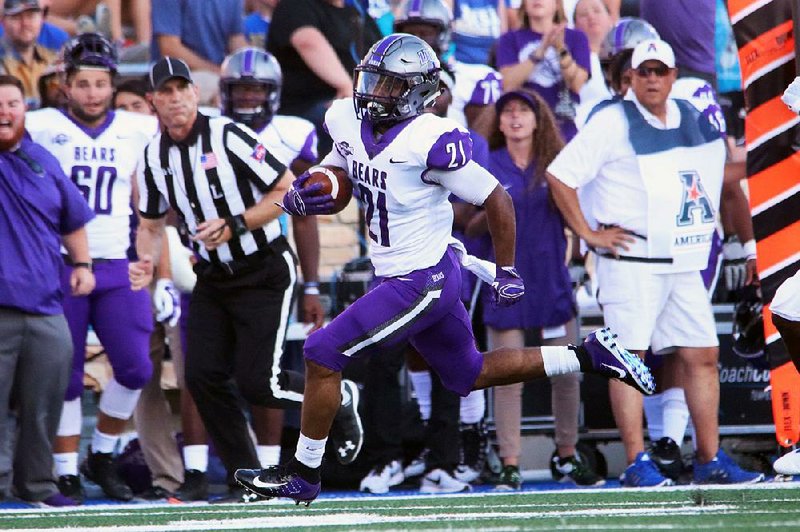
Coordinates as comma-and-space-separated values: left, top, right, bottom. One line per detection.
570, 344, 592, 372
288, 458, 321, 484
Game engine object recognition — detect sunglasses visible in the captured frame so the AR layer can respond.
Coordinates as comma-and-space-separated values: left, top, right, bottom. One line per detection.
635, 65, 671, 78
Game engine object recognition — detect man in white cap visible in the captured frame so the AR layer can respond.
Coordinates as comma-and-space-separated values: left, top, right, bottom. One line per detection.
547, 38, 764, 487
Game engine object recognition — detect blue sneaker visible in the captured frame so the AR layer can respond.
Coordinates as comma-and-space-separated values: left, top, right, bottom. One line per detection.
235, 465, 321, 506
580, 327, 655, 395
620, 452, 673, 487
693, 449, 765, 484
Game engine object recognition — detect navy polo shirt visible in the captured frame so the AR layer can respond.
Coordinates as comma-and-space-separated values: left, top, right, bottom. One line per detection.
0, 136, 94, 315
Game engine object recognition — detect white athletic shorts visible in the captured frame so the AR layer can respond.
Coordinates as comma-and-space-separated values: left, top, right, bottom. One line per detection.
771, 269, 800, 321
595, 256, 719, 353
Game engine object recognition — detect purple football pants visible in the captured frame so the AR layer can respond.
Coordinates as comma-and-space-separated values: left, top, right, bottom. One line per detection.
61, 259, 153, 400
304, 248, 483, 396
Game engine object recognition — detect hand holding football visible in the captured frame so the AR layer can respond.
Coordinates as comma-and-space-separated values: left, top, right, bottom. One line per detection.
303, 165, 352, 214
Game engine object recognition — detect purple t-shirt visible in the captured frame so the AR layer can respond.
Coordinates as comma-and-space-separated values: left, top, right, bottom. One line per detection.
0, 137, 94, 314
481, 147, 575, 330
640, 0, 716, 77
495, 27, 591, 141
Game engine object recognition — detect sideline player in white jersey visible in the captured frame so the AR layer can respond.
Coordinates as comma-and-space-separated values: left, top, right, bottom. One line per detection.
394, 0, 502, 141
26, 33, 158, 503
212, 47, 325, 472
234, 33, 655, 505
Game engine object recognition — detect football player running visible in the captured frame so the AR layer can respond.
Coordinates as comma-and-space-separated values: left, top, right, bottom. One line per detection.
26, 33, 158, 503
234, 33, 655, 505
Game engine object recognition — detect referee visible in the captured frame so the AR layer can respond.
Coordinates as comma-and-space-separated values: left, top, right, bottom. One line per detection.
129, 58, 360, 493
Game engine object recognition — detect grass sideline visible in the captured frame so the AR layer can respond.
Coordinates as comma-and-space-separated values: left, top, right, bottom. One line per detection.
2, 482, 800, 531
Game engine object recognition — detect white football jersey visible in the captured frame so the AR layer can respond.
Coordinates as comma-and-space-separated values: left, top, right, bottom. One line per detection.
256, 115, 318, 167
27, 108, 158, 259
324, 99, 474, 277
671, 77, 727, 135
447, 60, 502, 128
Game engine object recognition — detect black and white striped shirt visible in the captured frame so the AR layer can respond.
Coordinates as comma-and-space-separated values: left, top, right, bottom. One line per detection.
137, 113, 286, 265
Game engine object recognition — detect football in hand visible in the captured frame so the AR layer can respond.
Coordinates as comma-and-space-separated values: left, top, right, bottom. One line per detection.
303, 165, 352, 214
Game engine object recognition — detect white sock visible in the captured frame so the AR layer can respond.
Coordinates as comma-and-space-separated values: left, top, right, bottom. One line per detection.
643, 393, 664, 441
541, 346, 581, 376
295, 433, 327, 469
54, 452, 78, 476
460, 390, 485, 424
662, 387, 690, 444
257, 445, 281, 467
407, 370, 432, 421
91, 429, 119, 454
183, 444, 209, 472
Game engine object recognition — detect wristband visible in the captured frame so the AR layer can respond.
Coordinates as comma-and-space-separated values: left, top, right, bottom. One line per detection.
73, 261, 93, 272
742, 239, 757, 260
225, 214, 248, 236
304, 282, 320, 295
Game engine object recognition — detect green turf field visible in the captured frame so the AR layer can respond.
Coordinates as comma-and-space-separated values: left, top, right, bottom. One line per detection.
3, 483, 800, 531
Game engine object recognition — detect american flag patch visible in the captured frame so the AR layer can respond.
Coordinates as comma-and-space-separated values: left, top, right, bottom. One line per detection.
201, 152, 217, 170
251, 144, 267, 162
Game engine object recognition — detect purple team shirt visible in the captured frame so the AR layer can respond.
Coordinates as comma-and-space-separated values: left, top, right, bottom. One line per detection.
495, 27, 591, 140
0, 137, 94, 314
640, 0, 716, 77
481, 147, 575, 330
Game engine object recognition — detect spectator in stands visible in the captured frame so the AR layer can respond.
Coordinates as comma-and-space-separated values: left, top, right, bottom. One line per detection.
444, 0, 508, 66
571, 0, 612, 127
639, 0, 716, 88
0, 74, 95, 507
267, 0, 381, 154
45, 1, 152, 47
151, 0, 247, 73
495, 0, 590, 141
243, 0, 278, 49
562, 0, 618, 25
0, 0, 68, 50
469, 88, 603, 489
0, 0, 59, 109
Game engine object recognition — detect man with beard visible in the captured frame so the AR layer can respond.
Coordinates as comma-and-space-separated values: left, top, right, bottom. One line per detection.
0, 74, 94, 506
25, 33, 159, 503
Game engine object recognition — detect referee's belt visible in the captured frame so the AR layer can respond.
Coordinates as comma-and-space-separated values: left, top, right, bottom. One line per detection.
591, 225, 673, 264
195, 237, 284, 278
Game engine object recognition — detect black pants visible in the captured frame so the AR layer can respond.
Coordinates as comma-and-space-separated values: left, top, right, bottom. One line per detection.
185, 238, 304, 483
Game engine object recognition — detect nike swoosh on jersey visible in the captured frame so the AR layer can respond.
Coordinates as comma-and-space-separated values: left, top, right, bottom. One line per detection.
251, 477, 288, 489
601, 363, 626, 379
389, 158, 408, 164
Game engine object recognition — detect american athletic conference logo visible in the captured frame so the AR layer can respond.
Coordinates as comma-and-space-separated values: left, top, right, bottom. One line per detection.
675, 170, 714, 226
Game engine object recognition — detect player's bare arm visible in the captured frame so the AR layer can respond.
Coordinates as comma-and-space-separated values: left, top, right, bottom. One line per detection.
546, 171, 634, 256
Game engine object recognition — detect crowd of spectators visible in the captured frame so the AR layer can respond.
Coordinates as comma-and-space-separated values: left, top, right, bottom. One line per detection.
0, 0, 776, 508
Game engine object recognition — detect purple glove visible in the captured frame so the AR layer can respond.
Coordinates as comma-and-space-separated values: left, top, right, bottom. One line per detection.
278, 171, 335, 216
491, 266, 525, 307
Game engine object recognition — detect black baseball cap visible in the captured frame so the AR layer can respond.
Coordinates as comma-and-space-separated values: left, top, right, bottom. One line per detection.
149, 57, 193, 90
4, 0, 42, 16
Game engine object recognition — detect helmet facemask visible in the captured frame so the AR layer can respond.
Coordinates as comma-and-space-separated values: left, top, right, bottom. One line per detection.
223, 79, 279, 131
353, 66, 440, 123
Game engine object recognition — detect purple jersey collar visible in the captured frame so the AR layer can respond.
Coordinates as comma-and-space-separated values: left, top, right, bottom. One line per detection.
60, 108, 116, 140
360, 115, 416, 159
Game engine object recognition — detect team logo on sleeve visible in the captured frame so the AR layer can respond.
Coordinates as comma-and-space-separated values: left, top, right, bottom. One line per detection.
335, 141, 353, 157
251, 143, 267, 162
676, 170, 715, 226
53, 133, 70, 145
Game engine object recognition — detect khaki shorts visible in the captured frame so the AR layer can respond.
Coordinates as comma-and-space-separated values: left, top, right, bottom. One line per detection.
596, 256, 718, 353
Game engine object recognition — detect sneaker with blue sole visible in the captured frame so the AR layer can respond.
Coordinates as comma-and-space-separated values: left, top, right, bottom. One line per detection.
693, 449, 765, 484
620, 452, 673, 487
578, 327, 656, 395
234, 465, 321, 506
